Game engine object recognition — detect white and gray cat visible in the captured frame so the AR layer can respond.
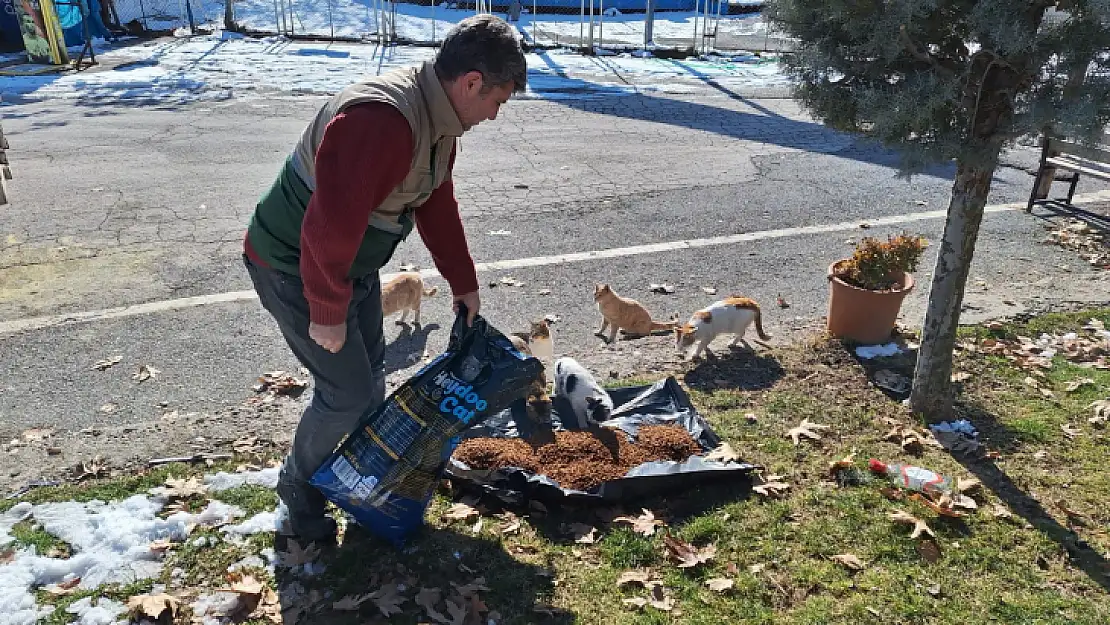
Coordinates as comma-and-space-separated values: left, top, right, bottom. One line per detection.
554, 356, 614, 429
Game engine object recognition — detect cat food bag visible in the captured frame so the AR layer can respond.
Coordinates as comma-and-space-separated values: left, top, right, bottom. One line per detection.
310, 307, 543, 546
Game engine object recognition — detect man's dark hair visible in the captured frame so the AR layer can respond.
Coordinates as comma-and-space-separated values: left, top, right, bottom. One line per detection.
435, 14, 527, 93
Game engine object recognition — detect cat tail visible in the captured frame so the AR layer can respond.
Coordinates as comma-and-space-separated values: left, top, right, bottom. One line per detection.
754, 305, 772, 341
650, 316, 679, 332
423, 286, 439, 297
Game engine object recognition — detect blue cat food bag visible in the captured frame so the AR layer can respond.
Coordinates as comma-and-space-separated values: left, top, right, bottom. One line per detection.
310, 307, 542, 546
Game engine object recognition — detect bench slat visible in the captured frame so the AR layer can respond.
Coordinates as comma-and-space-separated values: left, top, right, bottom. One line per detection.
1044, 157, 1110, 181
1046, 138, 1110, 164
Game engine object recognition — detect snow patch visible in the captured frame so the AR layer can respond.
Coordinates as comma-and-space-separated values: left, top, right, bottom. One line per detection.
204, 467, 280, 492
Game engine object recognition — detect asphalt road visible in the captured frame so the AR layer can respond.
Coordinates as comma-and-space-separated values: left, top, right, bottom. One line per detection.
2, 84, 1108, 443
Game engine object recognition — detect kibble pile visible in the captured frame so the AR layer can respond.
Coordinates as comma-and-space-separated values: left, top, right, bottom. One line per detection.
452, 426, 703, 491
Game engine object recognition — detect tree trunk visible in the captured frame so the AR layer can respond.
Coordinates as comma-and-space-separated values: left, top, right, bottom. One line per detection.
909, 155, 1000, 422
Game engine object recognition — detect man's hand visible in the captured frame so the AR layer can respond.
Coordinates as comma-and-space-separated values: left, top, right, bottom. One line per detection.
309, 322, 346, 353
453, 291, 480, 327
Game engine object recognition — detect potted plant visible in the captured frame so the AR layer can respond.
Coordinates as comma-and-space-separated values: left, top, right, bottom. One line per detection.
826, 233, 928, 344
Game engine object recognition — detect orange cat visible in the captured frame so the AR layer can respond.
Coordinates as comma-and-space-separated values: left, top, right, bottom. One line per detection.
381, 272, 437, 325
594, 283, 677, 343
509, 335, 553, 427
675, 296, 771, 360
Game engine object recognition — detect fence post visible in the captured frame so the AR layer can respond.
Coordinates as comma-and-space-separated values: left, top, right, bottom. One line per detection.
644, 0, 654, 47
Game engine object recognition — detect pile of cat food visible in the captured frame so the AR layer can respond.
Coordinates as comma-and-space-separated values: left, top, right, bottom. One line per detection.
452, 425, 703, 491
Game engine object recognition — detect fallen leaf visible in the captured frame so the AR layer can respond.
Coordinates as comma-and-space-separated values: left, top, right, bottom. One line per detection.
889, 510, 935, 539
648, 584, 675, 611
704, 442, 741, 463
1090, 399, 1110, 426
704, 578, 734, 592
752, 475, 791, 499
498, 276, 523, 287
450, 577, 490, 599
537, 289, 552, 295
951, 371, 972, 383
73, 456, 108, 481
879, 486, 905, 501
909, 493, 965, 519
127, 594, 179, 620
497, 512, 522, 535
488, 229, 511, 235
21, 428, 54, 442
828, 452, 857, 476
649, 283, 675, 295
44, 577, 81, 596
701, 287, 718, 295
566, 522, 597, 544
991, 503, 1013, 519
831, 553, 866, 571
162, 476, 208, 499
926, 583, 942, 597
368, 583, 407, 617
613, 509, 665, 537
471, 517, 484, 536
99, 403, 117, 414
916, 539, 942, 563
443, 502, 481, 521
622, 597, 648, 609
148, 539, 175, 554
663, 533, 715, 568
467, 592, 489, 622
92, 355, 122, 370
1066, 378, 1096, 392
446, 598, 468, 624
786, 418, 830, 445
1061, 423, 1082, 439
132, 364, 161, 382
748, 563, 767, 574
277, 539, 321, 567
615, 571, 655, 588
956, 477, 982, 494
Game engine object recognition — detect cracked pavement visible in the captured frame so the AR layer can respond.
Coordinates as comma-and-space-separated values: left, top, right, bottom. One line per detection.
1, 85, 1108, 487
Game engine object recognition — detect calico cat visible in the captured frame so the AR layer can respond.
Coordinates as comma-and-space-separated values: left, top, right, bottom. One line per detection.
381, 272, 438, 325
594, 283, 677, 344
554, 357, 614, 429
675, 296, 771, 360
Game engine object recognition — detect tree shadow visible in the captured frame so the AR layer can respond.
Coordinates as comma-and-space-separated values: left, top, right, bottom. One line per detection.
682, 348, 786, 392
946, 398, 1110, 592
383, 322, 440, 374
274, 524, 574, 623
1031, 199, 1110, 234
530, 50, 959, 181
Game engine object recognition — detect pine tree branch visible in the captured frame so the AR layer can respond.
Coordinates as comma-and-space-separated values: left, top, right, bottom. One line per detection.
899, 25, 958, 77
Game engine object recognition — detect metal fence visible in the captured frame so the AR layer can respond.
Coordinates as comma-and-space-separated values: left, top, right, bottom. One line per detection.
99, 0, 788, 54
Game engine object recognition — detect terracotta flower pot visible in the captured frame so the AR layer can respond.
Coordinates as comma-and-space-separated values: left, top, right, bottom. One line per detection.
826, 260, 915, 345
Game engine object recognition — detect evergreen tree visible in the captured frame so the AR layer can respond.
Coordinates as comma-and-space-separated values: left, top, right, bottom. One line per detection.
767, 0, 1110, 421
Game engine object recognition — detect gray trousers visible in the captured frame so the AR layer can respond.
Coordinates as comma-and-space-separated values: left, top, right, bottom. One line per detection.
244, 256, 386, 540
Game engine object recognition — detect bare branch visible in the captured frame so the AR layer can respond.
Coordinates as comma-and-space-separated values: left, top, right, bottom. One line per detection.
899, 25, 957, 77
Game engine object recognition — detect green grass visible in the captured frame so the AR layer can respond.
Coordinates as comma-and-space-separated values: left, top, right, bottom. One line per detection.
9, 520, 70, 557
5, 310, 1110, 624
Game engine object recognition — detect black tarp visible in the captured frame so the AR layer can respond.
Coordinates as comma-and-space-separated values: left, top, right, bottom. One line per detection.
445, 376, 758, 505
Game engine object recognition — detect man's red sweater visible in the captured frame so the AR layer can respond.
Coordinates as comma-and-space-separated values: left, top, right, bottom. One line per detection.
245, 102, 479, 325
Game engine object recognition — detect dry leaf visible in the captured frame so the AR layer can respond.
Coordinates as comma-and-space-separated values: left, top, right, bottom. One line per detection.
1089, 399, 1110, 426
616, 571, 655, 588
702, 287, 718, 295
704, 578, 734, 592
831, 553, 866, 571
446, 598, 468, 624
127, 594, 179, 620
704, 442, 741, 463
950, 372, 972, 383
471, 517, 484, 536
44, 577, 81, 596
333, 593, 372, 611
889, 510, 935, 539
748, 563, 766, 574
622, 597, 648, 609
648, 584, 675, 611
148, 539, 175, 555
916, 538, 942, 563
991, 503, 1013, 519
132, 364, 161, 382
828, 452, 857, 476
451, 577, 490, 599
162, 476, 207, 499
92, 355, 122, 370
613, 509, 665, 537
566, 523, 597, 544
1066, 378, 1096, 392
497, 512, 521, 535
467, 592, 489, 622
499, 276, 524, 287
956, 477, 982, 494
752, 475, 791, 499
1061, 423, 1082, 439
369, 583, 407, 617
786, 418, 829, 445
277, 539, 321, 567
663, 533, 715, 568
444, 502, 481, 522
21, 428, 54, 442
415, 587, 449, 624
73, 456, 108, 480
649, 283, 675, 294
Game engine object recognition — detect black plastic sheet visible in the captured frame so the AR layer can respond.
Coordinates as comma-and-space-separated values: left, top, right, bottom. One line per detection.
445, 377, 758, 505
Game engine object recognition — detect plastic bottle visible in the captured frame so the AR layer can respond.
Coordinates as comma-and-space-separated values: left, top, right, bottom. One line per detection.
868, 459, 953, 497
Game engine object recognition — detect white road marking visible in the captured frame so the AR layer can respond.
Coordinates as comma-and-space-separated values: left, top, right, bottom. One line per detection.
3, 190, 1107, 336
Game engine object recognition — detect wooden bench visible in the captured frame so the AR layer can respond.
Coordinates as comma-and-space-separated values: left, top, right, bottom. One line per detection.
1027, 136, 1110, 211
